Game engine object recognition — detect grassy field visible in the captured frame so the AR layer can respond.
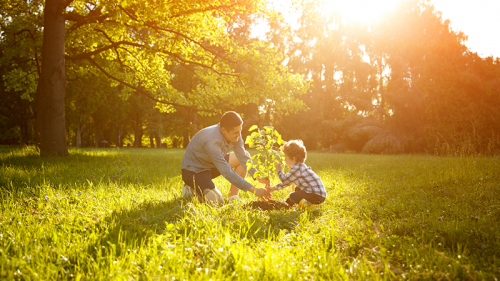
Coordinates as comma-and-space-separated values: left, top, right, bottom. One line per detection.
0, 147, 499, 280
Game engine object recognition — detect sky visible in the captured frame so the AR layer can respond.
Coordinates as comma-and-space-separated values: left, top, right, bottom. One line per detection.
255, 0, 500, 59
431, 0, 500, 58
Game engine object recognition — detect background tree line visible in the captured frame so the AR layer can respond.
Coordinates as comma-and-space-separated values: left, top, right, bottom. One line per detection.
1, 0, 499, 155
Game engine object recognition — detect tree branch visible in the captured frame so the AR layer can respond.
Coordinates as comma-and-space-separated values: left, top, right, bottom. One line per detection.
117, 5, 238, 65
65, 8, 110, 32
86, 57, 216, 113
67, 39, 239, 77
0, 25, 42, 77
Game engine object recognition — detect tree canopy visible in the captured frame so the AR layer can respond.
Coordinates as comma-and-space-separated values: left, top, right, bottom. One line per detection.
1, 0, 499, 155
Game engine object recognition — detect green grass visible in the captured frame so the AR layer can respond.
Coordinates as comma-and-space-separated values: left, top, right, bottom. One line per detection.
0, 147, 499, 280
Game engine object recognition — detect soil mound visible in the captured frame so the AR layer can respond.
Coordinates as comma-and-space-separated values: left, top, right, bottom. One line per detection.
245, 200, 290, 211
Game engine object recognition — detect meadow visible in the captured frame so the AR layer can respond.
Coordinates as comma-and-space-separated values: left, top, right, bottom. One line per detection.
0, 147, 499, 280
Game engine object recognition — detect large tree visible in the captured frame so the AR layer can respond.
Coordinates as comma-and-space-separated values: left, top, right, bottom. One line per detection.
28, 0, 309, 156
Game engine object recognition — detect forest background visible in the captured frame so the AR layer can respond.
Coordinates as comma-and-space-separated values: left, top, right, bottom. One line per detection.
1, 0, 500, 156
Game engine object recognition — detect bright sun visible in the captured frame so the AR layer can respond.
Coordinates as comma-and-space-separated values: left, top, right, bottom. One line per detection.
323, 0, 401, 23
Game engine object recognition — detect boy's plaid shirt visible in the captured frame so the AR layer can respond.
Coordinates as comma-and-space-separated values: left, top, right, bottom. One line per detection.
275, 163, 327, 198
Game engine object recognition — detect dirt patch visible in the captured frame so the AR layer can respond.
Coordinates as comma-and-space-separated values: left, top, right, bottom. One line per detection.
244, 200, 291, 211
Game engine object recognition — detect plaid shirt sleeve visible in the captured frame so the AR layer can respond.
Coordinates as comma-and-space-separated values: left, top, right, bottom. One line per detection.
274, 164, 301, 190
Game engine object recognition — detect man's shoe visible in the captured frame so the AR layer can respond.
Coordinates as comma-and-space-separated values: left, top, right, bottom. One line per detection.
182, 184, 194, 199
204, 187, 224, 203
227, 195, 243, 202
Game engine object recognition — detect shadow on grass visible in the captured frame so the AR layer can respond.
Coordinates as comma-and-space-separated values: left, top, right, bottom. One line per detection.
82, 198, 188, 261
0, 148, 184, 193
82, 197, 323, 263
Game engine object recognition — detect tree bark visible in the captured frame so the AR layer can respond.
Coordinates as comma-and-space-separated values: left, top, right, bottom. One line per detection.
76, 118, 82, 148
183, 131, 189, 148
148, 117, 155, 148
193, 113, 198, 133
38, 0, 68, 156
157, 116, 162, 148
19, 115, 29, 147
94, 129, 101, 148
133, 121, 142, 148
155, 133, 161, 149
84, 121, 91, 147
115, 121, 122, 148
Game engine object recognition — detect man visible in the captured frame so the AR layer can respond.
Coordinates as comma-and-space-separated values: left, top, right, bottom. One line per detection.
181, 111, 270, 203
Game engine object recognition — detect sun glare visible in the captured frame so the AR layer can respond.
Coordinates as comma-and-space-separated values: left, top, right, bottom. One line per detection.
323, 0, 401, 23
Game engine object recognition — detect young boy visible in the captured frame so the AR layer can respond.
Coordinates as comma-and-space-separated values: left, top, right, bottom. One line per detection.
267, 140, 327, 207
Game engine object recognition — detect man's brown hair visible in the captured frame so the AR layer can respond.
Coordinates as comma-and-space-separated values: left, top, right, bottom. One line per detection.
282, 140, 307, 163
220, 111, 243, 131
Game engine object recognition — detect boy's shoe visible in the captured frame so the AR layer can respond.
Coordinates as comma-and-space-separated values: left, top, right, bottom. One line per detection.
227, 195, 243, 202
182, 184, 194, 199
299, 199, 316, 211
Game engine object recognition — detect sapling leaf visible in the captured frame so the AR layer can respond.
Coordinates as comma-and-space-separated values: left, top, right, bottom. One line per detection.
248, 125, 259, 131
244, 124, 286, 182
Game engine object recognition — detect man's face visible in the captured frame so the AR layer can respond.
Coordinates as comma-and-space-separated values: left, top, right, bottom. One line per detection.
222, 124, 242, 143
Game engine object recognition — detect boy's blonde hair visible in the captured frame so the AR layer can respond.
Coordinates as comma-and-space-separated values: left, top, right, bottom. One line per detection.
282, 140, 307, 163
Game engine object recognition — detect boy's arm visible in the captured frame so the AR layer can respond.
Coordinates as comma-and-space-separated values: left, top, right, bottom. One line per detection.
274, 165, 300, 190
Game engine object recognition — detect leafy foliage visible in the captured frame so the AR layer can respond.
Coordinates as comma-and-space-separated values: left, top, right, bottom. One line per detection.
245, 125, 286, 180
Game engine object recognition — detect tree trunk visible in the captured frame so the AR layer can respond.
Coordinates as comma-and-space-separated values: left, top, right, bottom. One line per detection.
133, 121, 142, 148
193, 113, 198, 133
19, 115, 29, 147
148, 117, 155, 148
157, 116, 162, 148
94, 130, 101, 148
38, 0, 68, 156
66, 123, 71, 147
84, 121, 91, 147
115, 122, 122, 148
155, 133, 161, 149
76, 118, 82, 148
93, 115, 101, 148
377, 55, 386, 122
183, 124, 189, 148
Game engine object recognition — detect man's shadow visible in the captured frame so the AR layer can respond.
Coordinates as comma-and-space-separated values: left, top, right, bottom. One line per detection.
82, 197, 322, 262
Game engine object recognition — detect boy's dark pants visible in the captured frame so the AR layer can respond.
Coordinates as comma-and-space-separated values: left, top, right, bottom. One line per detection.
286, 190, 325, 206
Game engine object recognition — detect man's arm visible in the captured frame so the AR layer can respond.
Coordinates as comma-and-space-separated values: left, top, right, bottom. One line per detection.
204, 140, 253, 191
232, 135, 257, 178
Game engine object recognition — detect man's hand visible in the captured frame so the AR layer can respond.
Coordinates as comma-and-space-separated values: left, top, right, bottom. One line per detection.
252, 187, 271, 200
266, 185, 277, 193
275, 162, 282, 171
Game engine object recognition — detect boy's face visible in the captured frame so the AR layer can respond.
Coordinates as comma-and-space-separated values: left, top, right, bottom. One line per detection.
284, 154, 297, 168
221, 124, 242, 143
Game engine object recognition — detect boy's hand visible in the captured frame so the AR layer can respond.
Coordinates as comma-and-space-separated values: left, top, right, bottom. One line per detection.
257, 177, 270, 187
252, 187, 271, 199
275, 162, 282, 171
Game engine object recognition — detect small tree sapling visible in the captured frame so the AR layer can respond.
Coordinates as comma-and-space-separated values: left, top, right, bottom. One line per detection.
245, 125, 286, 181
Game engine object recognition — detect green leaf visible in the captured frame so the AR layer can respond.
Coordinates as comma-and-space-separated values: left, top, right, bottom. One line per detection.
277, 135, 286, 145
248, 125, 259, 131
245, 136, 255, 147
